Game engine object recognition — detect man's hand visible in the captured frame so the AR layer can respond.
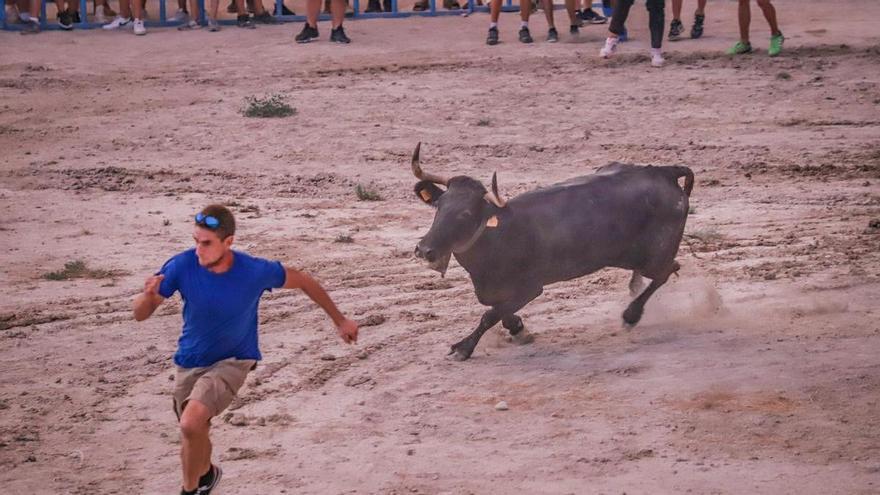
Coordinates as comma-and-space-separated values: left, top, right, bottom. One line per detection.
133, 274, 165, 322
143, 274, 164, 296
336, 318, 359, 344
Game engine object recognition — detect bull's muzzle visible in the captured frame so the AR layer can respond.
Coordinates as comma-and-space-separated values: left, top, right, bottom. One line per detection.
415, 243, 452, 277
414, 243, 437, 263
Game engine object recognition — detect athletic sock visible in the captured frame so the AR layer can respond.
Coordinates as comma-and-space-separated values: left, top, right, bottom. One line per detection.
489, 21, 497, 29
520, 21, 528, 28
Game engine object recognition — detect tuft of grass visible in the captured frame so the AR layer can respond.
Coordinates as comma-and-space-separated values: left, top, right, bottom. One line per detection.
43, 260, 121, 281
334, 234, 354, 244
355, 184, 383, 201
476, 118, 491, 127
242, 93, 296, 118
776, 71, 792, 80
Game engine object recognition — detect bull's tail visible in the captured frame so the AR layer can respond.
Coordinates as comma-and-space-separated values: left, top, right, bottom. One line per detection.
665, 166, 694, 196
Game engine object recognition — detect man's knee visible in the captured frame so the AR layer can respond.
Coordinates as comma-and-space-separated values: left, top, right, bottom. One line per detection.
179, 400, 212, 438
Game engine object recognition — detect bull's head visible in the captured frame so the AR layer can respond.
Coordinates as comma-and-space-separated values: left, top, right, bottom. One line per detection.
411, 142, 506, 276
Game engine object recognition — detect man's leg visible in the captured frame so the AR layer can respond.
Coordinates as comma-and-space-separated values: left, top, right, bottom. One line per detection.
306, 0, 319, 26
755, 0, 779, 35
330, 0, 343, 28
179, 399, 213, 493
671, 0, 680, 20
607, 0, 632, 37
737, 0, 750, 43
489, 0, 500, 22
519, 0, 530, 22
696, 0, 705, 16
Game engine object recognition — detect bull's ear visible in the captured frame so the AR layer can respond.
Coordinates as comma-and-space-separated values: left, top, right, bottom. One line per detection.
414, 180, 445, 206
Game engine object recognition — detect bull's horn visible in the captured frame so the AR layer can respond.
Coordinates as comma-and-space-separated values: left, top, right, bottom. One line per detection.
484, 172, 507, 208
411, 142, 448, 186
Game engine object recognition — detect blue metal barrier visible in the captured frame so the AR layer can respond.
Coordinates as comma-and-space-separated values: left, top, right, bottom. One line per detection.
2, 0, 599, 30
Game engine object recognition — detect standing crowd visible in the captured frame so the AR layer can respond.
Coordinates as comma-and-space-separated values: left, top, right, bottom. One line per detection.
8, 0, 783, 63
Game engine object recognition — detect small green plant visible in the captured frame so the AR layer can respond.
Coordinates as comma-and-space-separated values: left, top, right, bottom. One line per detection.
355, 184, 383, 201
43, 260, 121, 281
476, 118, 491, 127
242, 93, 296, 118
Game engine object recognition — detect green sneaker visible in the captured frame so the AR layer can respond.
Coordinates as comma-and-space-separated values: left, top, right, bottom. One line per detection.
768, 33, 784, 56
727, 41, 752, 55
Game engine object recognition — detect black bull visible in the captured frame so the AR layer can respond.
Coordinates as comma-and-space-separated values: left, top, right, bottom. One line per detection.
411, 143, 695, 361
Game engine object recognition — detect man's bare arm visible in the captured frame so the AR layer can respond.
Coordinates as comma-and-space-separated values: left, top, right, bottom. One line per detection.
283, 267, 358, 344
133, 274, 165, 321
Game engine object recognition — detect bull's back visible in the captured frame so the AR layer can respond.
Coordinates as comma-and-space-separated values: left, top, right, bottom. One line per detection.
510, 165, 689, 282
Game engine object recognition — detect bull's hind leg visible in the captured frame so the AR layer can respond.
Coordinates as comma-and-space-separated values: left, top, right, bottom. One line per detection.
622, 271, 670, 328
502, 314, 534, 345
628, 271, 645, 297
450, 288, 542, 361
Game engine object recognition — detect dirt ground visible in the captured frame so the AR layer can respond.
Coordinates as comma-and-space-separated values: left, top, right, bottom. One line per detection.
2, 0, 880, 493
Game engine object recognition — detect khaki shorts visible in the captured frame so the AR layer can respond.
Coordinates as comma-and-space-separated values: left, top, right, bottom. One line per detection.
172, 357, 257, 420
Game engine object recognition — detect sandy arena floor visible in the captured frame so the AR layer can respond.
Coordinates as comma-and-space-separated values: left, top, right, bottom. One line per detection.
1, 0, 880, 493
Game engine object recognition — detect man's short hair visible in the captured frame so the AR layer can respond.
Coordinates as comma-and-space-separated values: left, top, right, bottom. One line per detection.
197, 204, 236, 240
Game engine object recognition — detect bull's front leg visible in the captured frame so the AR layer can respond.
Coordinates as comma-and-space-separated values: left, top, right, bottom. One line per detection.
449, 288, 542, 361
448, 308, 502, 361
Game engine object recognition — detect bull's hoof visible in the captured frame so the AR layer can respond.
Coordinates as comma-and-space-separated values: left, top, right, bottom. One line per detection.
622, 305, 643, 327
447, 343, 472, 361
509, 327, 534, 345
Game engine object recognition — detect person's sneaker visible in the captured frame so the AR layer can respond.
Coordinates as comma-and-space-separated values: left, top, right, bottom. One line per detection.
569, 24, 579, 36
295, 23, 318, 42
486, 26, 499, 45
768, 32, 784, 57
198, 464, 222, 494
20, 18, 40, 34
58, 10, 74, 29
253, 11, 276, 23
518, 26, 532, 43
650, 48, 664, 67
71, 10, 81, 23
546, 27, 558, 43
330, 25, 351, 43
237, 14, 255, 28
102, 15, 131, 29
281, 4, 295, 15
177, 19, 200, 30
413, 0, 428, 11
170, 8, 188, 22
668, 18, 682, 40
579, 7, 606, 24
208, 17, 221, 30
727, 40, 752, 55
690, 13, 704, 39
599, 36, 618, 58
133, 18, 146, 35
442, 0, 461, 9
365, 0, 381, 12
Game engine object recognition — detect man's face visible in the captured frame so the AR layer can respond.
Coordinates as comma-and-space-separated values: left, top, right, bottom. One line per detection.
193, 226, 233, 268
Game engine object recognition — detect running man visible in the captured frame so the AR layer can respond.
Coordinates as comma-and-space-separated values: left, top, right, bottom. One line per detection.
133, 204, 359, 495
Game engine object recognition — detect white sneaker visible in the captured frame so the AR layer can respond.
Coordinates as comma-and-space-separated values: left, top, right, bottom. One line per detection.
169, 8, 188, 22
102, 15, 131, 29
650, 48, 664, 67
133, 18, 146, 35
600, 36, 619, 58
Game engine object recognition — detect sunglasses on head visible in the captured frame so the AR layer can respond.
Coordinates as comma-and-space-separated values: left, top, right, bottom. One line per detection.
194, 212, 220, 229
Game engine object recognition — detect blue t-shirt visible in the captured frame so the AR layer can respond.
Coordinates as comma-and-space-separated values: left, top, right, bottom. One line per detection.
157, 249, 286, 368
